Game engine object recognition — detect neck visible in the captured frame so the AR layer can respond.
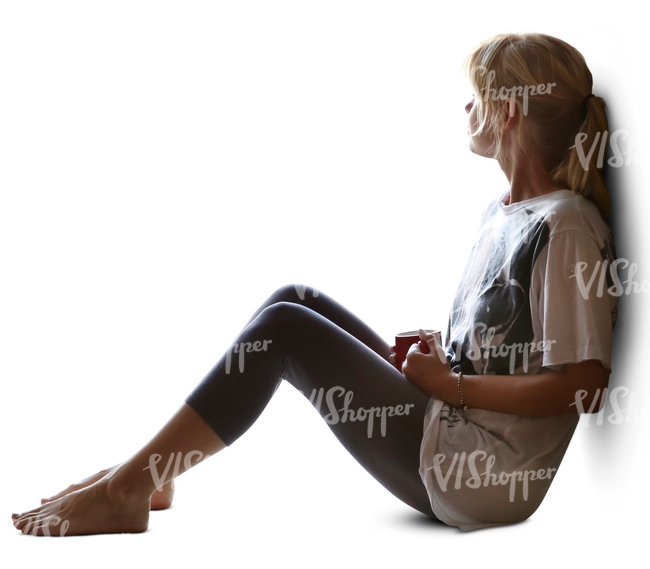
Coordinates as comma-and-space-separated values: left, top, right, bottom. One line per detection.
498, 145, 564, 205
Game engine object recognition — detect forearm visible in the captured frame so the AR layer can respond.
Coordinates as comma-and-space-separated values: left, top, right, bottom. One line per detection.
421, 360, 610, 417
460, 369, 599, 416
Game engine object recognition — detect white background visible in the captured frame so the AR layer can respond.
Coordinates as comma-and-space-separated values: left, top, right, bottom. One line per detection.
1, 1, 647, 568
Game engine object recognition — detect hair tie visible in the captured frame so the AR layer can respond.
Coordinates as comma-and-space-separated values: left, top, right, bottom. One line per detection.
583, 93, 595, 105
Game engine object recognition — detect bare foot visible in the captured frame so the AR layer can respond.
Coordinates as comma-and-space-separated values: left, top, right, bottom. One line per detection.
12, 476, 150, 536
150, 479, 174, 510
41, 467, 174, 510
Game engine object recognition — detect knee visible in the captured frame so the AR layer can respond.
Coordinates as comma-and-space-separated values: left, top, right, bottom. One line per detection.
270, 284, 321, 303
256, 301, 322, 338
257, 301, 314, 329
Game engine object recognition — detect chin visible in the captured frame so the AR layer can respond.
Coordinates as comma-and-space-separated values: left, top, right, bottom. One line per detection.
469, 144, 488, 158
468, 140, 495, 159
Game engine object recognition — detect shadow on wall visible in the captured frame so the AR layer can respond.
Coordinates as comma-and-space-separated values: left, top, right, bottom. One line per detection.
581, 93, 643, 474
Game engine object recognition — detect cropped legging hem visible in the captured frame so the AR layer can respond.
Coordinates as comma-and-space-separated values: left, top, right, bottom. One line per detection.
184, 284, 439, 520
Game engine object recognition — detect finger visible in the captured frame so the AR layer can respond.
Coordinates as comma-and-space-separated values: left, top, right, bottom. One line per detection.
406, 341, 421, 356
418, 330, 436, 350
420, 330, 440, 342
427, 335, 448, 364
419, 329, 442, 349
416, 330, 448, 363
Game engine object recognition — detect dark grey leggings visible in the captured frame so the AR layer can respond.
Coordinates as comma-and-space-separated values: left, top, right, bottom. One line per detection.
185, 284, 437, 518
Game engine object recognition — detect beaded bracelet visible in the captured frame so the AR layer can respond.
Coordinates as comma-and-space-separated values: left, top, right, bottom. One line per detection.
457, 371, 465, 407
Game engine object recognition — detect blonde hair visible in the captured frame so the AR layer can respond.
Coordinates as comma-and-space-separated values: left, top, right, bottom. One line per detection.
462, 33, 611, 219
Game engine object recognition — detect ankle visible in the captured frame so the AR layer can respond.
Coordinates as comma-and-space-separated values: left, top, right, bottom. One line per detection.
104, 465, 155, 505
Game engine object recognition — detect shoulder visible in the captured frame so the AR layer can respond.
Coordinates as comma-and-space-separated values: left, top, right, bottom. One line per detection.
537, 191, 611, 245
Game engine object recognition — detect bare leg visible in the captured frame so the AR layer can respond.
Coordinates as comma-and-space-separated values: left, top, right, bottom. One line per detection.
13, 404, 224, 536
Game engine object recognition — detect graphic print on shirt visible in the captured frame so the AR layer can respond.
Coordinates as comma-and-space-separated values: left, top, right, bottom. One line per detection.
446, 206, 550, 376
440, 405, 464, 428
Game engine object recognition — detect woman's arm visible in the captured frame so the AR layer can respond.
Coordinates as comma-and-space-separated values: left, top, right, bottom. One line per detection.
401, 330, 610, 417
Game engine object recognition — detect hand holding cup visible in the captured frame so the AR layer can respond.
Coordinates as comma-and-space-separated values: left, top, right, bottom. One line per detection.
392, 329, 441, 372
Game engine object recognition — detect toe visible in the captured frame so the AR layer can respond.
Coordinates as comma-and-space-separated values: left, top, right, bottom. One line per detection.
18, 505, 44, 518
15, 515, 31, 531
21, 518, 41, 536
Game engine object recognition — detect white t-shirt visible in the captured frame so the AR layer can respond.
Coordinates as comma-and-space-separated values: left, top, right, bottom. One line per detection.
419, 189, 617, 531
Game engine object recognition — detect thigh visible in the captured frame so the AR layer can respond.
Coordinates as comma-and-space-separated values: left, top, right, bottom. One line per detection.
190, 301, 436, 517
273, 303, 436, 517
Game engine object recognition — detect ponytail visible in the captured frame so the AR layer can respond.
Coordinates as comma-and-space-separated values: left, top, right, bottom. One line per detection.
552, 95, 611, 220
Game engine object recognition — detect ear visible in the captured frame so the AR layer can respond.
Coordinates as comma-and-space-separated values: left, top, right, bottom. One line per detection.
501, 98, 519, 132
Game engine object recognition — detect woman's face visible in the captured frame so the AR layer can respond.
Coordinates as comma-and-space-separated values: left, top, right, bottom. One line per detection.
465, 96, 495, 158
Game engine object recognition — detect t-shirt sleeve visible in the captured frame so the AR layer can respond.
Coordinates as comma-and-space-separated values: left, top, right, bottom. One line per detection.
531, 229, 616, 371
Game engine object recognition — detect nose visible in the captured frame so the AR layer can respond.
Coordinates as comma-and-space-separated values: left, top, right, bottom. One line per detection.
465, 98, 474, 114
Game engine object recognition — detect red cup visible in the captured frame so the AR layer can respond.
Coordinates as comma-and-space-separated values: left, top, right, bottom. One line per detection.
394, 329, 441, 372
